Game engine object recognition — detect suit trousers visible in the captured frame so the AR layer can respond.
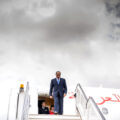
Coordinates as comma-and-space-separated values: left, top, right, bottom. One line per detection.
54, 93, 63, 115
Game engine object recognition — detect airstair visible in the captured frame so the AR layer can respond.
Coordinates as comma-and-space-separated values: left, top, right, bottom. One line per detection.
29, 114, 81, 120
8, 82, 106, 120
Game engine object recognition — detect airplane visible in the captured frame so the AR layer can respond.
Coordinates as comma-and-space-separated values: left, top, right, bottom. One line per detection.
1, 81, 120, 120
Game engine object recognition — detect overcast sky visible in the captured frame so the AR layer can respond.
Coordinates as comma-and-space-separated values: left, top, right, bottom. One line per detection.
0, 0, 120, 89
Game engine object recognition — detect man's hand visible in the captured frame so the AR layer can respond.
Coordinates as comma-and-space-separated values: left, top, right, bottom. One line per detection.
64, 94, 67, 97
50, 96, 53, 99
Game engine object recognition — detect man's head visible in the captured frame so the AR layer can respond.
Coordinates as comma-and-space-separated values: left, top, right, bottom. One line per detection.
42, 101, 46, 107
56, 71, 61, 78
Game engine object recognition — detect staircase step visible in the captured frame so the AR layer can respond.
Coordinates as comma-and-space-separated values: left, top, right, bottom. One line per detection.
29, 114, 81, 120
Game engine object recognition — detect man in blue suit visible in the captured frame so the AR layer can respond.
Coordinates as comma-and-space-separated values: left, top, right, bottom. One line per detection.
49, 71, 67, 115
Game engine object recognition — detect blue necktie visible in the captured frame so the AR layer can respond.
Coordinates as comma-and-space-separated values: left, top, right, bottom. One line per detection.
57, 79, 60, 84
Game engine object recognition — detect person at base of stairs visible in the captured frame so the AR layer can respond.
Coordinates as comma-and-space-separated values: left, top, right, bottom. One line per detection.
49, 71, 67, 115
39, 101, 49, 114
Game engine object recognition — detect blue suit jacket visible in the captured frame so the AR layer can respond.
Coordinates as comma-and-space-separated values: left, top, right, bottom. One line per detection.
49, 78, 67, 97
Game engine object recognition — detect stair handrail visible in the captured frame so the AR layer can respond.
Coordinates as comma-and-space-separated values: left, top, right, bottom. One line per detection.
86, 97, 106, 120
21, 82, 30, 120
75, 83, 106, 120
75, 83, 88, 119
76, 83, 88, 101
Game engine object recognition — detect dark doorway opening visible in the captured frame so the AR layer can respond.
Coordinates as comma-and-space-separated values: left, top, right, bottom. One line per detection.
38, 94, 54, 114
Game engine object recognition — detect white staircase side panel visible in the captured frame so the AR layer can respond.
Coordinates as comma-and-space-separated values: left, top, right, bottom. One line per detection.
29, 88, 38, 114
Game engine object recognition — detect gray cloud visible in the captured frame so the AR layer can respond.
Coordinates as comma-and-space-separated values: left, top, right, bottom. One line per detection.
39, 0, 101, 42
0, 0, 105, 41
0, 0, 120, 89
105, 0, 120, 18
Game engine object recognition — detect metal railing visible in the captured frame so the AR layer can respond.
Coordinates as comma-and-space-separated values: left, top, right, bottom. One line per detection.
7, 89, 13, 120
21, 82, 30, 120
75, 83, 106, 120
86, 97, 105, 120
75, 84, 88, 119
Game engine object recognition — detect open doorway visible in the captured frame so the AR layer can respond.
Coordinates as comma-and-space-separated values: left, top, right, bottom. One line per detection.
38, 93, 54, 114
